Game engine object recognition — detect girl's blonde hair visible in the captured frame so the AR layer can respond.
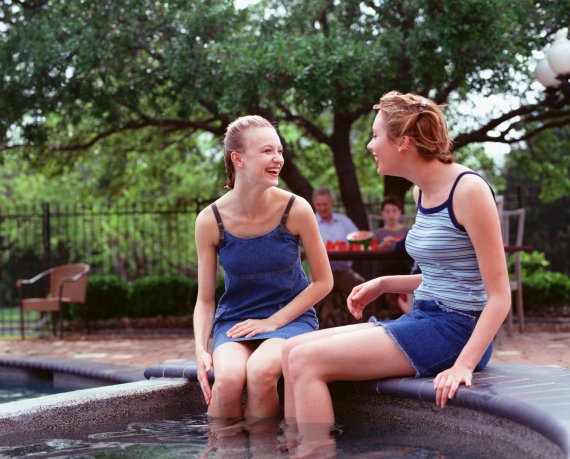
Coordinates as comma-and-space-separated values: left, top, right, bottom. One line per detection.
374, 91, 454, 163
223, 115, 275, 189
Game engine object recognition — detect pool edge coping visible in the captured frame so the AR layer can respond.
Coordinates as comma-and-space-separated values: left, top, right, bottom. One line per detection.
144, 361, 570, 458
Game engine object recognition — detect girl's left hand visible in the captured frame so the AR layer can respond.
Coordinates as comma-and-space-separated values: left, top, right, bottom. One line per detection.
433, 364, 472, 408
226, 318, 278, 338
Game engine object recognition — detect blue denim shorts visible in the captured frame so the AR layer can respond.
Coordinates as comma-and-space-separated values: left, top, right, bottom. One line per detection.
369, 299, 493, 378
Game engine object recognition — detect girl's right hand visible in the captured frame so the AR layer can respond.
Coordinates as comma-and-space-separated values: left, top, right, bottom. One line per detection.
347, 278, 383, 319
196, 350, 213, 405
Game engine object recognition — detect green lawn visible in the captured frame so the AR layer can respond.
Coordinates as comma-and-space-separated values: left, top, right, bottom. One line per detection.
0, 307, 41, 339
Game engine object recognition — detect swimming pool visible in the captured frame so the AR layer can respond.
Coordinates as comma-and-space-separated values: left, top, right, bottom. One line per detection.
0, 365, 109, 405
0, 372, 63, 403
0, 376, 565, 458
0, 359, 567, 457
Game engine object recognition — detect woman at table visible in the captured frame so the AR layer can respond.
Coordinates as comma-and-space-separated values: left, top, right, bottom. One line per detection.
193, 115, 332, 420
282, 91, 510, 454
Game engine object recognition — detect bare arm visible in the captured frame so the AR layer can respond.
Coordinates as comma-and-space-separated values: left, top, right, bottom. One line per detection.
347, 274, 422, 320
227, 197, 333, 338
434, 176, 511, 407
274, 197, 334, 324
348, 187, 421, 318
193, 208, 219, 404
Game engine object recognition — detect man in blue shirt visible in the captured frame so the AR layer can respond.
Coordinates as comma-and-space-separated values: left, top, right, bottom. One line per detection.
312, 188, 365, 325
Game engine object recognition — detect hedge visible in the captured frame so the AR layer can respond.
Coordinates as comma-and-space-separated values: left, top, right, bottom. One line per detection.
128, 275, 198, 318
69, 274, 227, 321
68, 274, 129, 321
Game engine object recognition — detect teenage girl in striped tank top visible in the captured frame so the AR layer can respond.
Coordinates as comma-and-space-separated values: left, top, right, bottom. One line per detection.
282, 92, 511, 452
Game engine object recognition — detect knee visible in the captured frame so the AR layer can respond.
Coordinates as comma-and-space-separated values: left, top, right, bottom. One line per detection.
246, 358, 281, 389
287, 345, 315, 382
213, 366, 246, 395
282, 337, 299, 364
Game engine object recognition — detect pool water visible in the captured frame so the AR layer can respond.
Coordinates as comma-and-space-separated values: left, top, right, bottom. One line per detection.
0, 411, 545, 458
0, 378, 63, 404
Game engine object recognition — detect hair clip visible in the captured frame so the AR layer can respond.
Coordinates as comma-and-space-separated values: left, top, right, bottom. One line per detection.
419, 101, 427, 109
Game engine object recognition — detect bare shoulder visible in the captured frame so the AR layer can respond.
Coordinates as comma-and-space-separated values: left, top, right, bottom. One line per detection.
195, 204, 220, 246
288, 195, 314, 217
287, 195, 316, 234
453, 173, 497, 229
454, 173, 495, 205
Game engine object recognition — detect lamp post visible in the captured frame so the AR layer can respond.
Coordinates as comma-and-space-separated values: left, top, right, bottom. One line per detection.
534, 29, 570, 109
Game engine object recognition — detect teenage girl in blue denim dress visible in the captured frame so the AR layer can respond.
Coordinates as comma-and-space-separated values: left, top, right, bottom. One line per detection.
193, 115, 333, 419
283, 92, 511, 448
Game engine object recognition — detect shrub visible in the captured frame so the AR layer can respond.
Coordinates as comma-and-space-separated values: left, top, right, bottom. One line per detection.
68, 274, 129, 321
523, 270, 570, 311
518, 251, 550, 277
128, 275, 197, 318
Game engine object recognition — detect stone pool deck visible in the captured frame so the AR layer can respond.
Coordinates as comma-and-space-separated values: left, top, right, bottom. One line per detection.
0, 326, 568, 368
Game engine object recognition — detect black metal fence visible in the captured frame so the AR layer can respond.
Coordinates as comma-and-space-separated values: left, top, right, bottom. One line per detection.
0, 201, 212, 315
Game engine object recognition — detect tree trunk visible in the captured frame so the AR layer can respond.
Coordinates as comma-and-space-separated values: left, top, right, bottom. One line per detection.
384, 176, 414, 212
280, 149, 314, 204
331, 115, 369, 230
277, 135, 314, 203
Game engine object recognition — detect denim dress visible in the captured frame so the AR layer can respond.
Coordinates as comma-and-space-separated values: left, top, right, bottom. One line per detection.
211, 195, 319, 352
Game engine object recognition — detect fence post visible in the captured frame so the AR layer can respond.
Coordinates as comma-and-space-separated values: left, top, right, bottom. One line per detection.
42, 202, 51, 263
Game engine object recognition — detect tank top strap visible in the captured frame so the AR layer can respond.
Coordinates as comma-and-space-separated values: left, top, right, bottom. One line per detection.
449, 171, 495, 202
210, 203, 225, 246
279, 195, 297, 235
448, 171, 496, 231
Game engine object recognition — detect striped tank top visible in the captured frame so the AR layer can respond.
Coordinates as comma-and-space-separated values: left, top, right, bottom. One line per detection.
405, 171, 494, 312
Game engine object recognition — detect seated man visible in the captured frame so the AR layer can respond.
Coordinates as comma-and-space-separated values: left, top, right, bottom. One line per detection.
312, 188, 365, 326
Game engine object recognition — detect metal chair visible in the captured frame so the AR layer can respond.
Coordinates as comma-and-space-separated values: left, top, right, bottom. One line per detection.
17, 263, 90, 339
500, 209, 526, 334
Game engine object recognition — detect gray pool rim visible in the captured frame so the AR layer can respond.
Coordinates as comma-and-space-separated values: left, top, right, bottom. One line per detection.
0, 357, 568, 458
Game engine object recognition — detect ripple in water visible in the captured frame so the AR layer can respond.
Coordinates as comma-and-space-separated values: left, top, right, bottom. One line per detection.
0, 412, 527, 458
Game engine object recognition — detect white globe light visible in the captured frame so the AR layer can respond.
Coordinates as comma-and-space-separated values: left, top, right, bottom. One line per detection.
534, 59, 560, 88
546, 30, 570, 75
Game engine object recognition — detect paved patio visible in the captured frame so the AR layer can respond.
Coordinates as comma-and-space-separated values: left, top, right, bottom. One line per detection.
0, 327, 568, 369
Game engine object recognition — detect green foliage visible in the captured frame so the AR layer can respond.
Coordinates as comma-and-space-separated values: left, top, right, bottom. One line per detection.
128, 275, 197, 318
1, 0, 569, 220
74, 274, 129, 321
502, 159, 570, 275
523, 271, 570, 311
518, 251, 550, 276
508, 128, 570, 203
517, 251, 570, 311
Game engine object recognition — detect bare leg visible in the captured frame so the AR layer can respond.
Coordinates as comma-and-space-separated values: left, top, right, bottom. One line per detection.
209, 342, 254, 418
244, 338, 284, 418
288, 324, 414, 424
282, 322, 371, 420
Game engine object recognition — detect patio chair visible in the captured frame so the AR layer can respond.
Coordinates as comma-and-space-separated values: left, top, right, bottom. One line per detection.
500, 209, 526, 334
17, 263, 90, 339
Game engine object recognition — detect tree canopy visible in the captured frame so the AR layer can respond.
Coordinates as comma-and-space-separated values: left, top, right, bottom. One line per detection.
1, 0, 569, 227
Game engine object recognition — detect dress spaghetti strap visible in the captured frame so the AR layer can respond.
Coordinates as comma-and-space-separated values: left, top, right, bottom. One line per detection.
280, 195, 296, 235
211, 203, 225, 246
